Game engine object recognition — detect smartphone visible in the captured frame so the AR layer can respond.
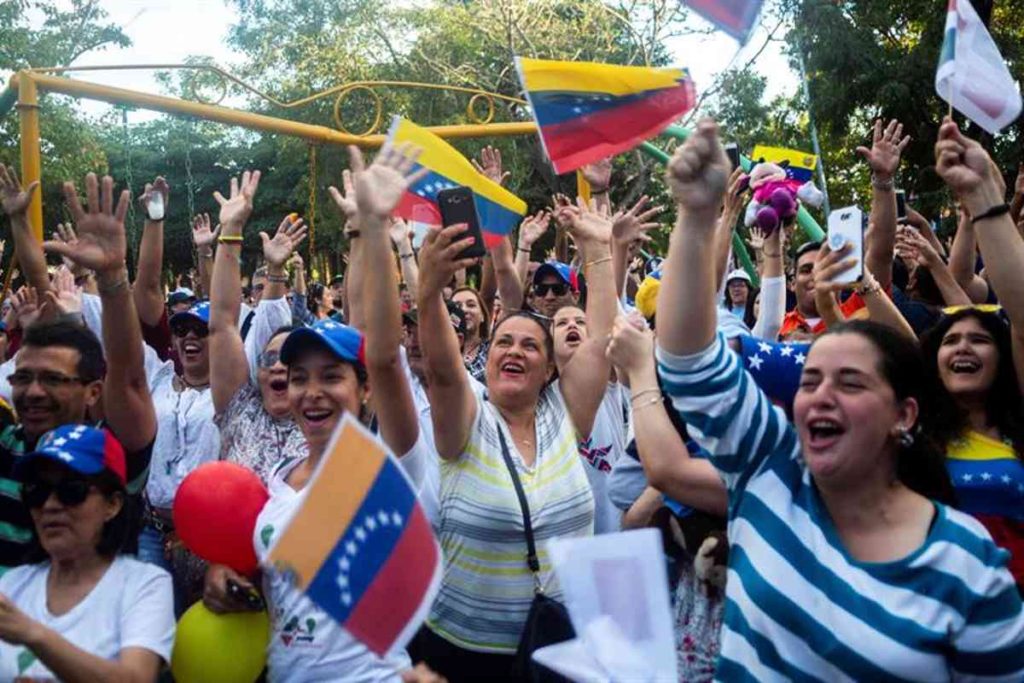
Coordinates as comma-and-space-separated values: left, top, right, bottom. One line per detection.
227, 579, 266, 611
724, 143, 741, 171
827, 206, 865, 286
437, 186, 486, 260
895, 189, 908, 225
147, 192, 165, 221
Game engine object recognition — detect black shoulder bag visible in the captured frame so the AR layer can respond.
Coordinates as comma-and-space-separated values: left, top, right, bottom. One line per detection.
496, 427, 575, 683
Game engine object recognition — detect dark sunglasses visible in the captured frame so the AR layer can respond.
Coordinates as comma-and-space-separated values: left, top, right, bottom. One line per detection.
21, 478, 93, 508
171, 323, 209, 339
533, 283, 569, 297
258, 350, 281, 369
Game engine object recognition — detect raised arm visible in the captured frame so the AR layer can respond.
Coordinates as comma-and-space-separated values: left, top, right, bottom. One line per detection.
936, 118, 1024, 388
611, 196, 661, 299
45, 173, 156, 456
858, 119, 910, 292
713, 168, 746, 290
751, 227, 786, 340
579, 158, 613, 215
0, 163, 49, 293
1011, 163, 1024, 226
515, 210, 551, 290
351, 144, 426, 455
132, 177, 170, 327
390, 218, 420, 301
472, 146, 522, 312
947, 208, 992, 303
606, 316, 727, 516
556, 197, 616, 438
191, 212, 219, 302
417, 223, 481, 460
895, 227, 971, 307
208, 171, 261, 414
327, 170, 365, 331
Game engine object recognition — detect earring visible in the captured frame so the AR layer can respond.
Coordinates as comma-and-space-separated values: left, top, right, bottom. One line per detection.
896, 427, 914, 448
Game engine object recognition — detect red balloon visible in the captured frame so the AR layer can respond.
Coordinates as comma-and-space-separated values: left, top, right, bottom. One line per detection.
173, 462, 269, 575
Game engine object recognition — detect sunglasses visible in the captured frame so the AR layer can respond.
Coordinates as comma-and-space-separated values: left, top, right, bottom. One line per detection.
21, 478, 93, 508
533, 283, 569, 297
171, 323, 209, 339
258, 350, 281, 369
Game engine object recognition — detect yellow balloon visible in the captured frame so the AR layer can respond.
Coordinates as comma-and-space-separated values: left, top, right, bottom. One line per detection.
171, 602, 270, 683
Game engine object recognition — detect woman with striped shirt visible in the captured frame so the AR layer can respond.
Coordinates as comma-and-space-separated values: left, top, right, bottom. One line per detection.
652, 118, 1024, 680
411, 198, 618, 680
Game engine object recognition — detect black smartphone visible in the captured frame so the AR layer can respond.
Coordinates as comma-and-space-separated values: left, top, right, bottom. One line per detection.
227, 579, 266, 611
895, 189, 908, 225
724, 143, 741, 171
437, 186, 486, 260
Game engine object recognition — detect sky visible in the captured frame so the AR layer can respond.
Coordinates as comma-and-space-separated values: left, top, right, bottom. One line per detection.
16, 0, 799, 124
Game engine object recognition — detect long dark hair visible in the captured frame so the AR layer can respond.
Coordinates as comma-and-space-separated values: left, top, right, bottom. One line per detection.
819, 320, 956, 504
452, 286, 490, 341
920, 309, 1024, 458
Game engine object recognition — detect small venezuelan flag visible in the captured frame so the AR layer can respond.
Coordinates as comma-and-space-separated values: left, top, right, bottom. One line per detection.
266, 415, 441, 656
750, 145, 818, 184
386, 116, 527, 248
515, 57, 696, 174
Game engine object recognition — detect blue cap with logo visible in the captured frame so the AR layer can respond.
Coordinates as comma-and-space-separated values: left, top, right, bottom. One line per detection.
16, 424, 127, 486
169, 300, 211, 328
280, 319, 366, 367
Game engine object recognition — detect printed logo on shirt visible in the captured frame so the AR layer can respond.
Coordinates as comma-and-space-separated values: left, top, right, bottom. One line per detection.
16, 648, 37, 675
578, 437, 613, 473
261, 524, 275, 548
280, 615, 318, 647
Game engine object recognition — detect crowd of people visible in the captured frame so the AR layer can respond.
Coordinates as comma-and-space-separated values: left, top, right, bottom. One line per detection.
0, 110, 1021, 682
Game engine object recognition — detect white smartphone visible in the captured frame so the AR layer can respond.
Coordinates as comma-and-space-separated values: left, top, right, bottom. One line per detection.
147, 193, 165, 221
826, 206, 864, 286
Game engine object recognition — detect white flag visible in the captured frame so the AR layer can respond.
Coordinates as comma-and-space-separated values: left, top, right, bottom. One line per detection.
935, 0, 1022, 135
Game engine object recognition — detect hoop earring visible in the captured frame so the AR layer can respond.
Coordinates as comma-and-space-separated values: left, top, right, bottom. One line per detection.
897, 427, 915, 448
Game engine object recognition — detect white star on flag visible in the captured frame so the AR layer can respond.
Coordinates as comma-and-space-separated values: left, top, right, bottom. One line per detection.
346, 541, 358, 556
378, 510, 391, 526
365, 516, 377, 532
758, 342, 773, 355
1002, 475, 1012, 484
795, 353, 806, 365
52, 437, 67, 447
748, 354, 764, 371
355, 527, 367, 542
68, 431, 83, 440
780, 346, 794, 357
338, 574, 348, 588
341, 592, 352, 606
963, 474, 974, 482
981, 472, 992, 481
340, 557, 350, 572
391, 511, 403, 526
57, 451, 74, 462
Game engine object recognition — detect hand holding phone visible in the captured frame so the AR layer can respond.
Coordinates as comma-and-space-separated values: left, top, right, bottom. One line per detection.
895, 189, 908, 225
826, 206, 865, 286
437, 187, 486, 260
227, 579, 266, 611
724, 143, 741, 171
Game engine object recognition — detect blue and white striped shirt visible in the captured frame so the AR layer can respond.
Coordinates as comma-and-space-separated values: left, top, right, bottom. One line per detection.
657, 334, 1024, 681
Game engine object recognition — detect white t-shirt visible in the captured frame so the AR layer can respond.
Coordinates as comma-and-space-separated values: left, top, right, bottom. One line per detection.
573, 382, 630, 534
0, 556, 174, 680
253, 435, 429, 682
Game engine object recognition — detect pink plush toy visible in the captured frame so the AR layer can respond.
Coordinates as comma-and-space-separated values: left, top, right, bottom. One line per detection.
741, 161, 824, 234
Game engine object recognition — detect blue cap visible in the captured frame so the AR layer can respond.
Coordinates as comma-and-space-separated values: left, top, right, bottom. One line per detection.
16, 424, 127, 486
169, 301, 211, 328
533, 261, 580, 292
280, 319, 365, 367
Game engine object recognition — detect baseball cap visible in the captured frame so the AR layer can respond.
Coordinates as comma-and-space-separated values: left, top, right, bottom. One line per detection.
533, 261, 580, 293
280, 319, 366, 367
167, 287, 196, 306
329, 275, 345, 287
169, 301, 211, 328
16, 424, 127, 487
726, 268, 752, 285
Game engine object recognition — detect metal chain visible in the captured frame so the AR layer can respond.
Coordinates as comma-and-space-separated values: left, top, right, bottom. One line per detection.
185, 119, 197, 272
307, 144, 318, 262
121, 108, 138, 268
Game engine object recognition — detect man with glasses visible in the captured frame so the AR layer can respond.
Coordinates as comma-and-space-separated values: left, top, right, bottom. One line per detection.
531, 261, 581, 318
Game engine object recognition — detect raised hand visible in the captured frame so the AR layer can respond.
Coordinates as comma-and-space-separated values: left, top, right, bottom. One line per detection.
895, 226, 940, 268
417, 224, 479, 298
856, 118, 910, 180
550, 194, 574, 229
558, 196, 613, 249
192, 213, 220, 250
811, 241, 858, 293
665, 118, 731, 215
261, 215, 308, 267
934, 118, 1000, 212
348, 143, 428, 221
747, 226, 767, 252
518, 210, 552, 250
471, 146, 510, 186
1015, 163, 1024, 197
42, 266, 83, 316
10, 286, 41, 331
722, 167, 747, 217
137, 176, 170, 219
213, 170, 261, 232
0, 164, 40, 220
389, 217, 413, 246
581, 157, 612, 190
605, 314, 655, 377
327, 169, 359, 227
44, 173, 129, 274
612, 195, 662, 248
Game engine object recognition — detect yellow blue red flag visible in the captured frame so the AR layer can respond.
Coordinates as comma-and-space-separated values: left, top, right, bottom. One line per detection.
750, 145, 818, 184
515, 57, 696, 174
266, 415, 441, 656
386, 116, 527, 248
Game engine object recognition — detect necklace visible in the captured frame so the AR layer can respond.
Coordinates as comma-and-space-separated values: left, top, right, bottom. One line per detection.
177, 374, 210, 391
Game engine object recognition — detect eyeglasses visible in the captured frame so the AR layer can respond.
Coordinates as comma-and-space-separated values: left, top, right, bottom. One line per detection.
252, 284, 265, 293
171, 323, 209, 339
8, 371, 85, 389
21, 478, 93, 508
258, 350, 281, 369
534, 283, 569, 297
941, 304, 1003, 315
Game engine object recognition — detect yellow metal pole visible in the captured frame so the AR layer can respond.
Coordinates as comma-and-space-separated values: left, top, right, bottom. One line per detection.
17, 72, 43, 241
19, 73, 538, 148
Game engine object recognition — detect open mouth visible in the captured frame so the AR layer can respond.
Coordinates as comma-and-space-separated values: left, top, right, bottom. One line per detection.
950, 357, 981, 374
269, 378, 288, 392
182, 341, 203, 358
565, 330, 582, 344
807, 418, 845, 449
500, 360, 526, 378
302, 409, 333, 428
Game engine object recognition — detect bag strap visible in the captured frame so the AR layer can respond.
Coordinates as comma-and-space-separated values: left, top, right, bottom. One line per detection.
496, 426, 541, 575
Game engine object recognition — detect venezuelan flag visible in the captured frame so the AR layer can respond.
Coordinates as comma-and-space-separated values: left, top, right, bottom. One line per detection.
266, 416, 441, 656
750, 145, 818, 184
386, 116, 527, 248
515, 57, 696, 174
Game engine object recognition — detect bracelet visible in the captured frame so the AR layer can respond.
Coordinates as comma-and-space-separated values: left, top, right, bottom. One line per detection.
762, 250, 781, 258
96, 274, 129, 296
870, 175, 894, 191
267, 274, 290, 284
590, 186, 609, 195
857, 279, 882, 296
517, 246, 531, 253
197, 248, 214, 259
399, 252, 416, 260
633, 396, 662, 411
630, 388, 661, 403
585, 256, 613, 269
971, 203, 1011, 225
217, 235, 243, 244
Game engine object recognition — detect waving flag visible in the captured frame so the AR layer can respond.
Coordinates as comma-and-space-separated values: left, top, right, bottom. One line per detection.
386, 117, 526, 248
682, 0, 763, 43
740, 335, 811, 418
515, 57, 696, 174
750, 145, 818, 184
266, 415, 440, 656
935, 0, 1021, 135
